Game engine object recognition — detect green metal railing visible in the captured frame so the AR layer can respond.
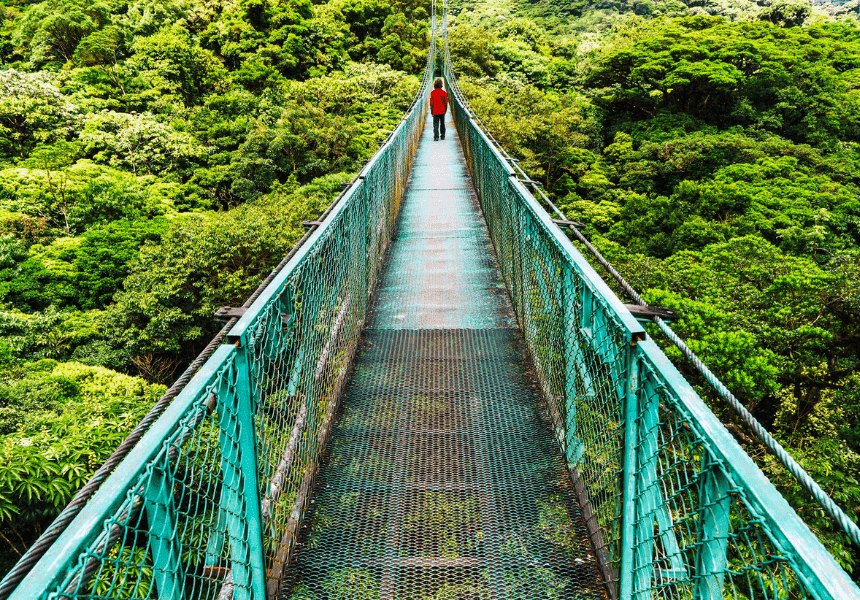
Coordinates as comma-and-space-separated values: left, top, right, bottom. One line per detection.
443, 34, 860, 600
4, 34, 435, 600
5, 9, 860, 598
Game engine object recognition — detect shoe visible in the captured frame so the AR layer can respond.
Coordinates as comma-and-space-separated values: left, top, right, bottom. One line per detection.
434, 138, 439, 141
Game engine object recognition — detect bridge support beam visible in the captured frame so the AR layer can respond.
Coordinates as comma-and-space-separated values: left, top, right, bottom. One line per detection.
694, 462, 731, 599
216, 347, 267, 600
620, 345, 640, 600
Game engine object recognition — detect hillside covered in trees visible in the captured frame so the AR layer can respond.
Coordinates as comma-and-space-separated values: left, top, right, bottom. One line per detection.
0, 0, 429, 573
449, 0, 860, 573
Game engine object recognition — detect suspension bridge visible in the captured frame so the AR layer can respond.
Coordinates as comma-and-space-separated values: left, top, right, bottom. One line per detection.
2, 10, 859, 600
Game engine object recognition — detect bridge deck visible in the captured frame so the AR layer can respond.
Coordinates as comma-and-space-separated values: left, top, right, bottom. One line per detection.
280, 111, 606, 599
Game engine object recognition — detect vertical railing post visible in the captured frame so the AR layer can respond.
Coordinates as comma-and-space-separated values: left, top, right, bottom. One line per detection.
633, 378, 687, 596
359, 187, 371, 308
562, 263, 585, 466
144, 464, 185, 599
217, 343, 267, 600
694, 461, 731, 599
632, 377, 659, 599
620, 343, 641, 600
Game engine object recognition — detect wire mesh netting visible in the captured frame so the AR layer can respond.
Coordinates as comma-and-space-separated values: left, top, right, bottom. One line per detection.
444, 42, 856, 600
277, 111, 607, 599
9, 35, 436, 600
280, 330, 606, 600
48, 349, 257, 599
630, 348, 815, 600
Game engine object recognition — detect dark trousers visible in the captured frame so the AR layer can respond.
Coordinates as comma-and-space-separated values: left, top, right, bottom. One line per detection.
433, 114, 446, 140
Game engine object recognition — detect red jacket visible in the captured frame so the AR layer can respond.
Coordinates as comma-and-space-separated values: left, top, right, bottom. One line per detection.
430, 88, 448, 116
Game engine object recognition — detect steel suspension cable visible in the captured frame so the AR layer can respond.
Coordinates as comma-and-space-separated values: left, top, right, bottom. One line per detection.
561, 220, 860, 549
0, 27, 441, 595
0, 128, 413, 598
440, 4, 860, 549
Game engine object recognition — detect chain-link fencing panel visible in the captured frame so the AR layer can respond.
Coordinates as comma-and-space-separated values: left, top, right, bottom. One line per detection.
10, 36, 436, 600
32, 348, 264, 599
628, 344, 849, 599
444, 43, 857, 600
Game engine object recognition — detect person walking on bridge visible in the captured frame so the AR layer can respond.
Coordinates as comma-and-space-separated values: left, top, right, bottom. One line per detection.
430, 77, 448, 141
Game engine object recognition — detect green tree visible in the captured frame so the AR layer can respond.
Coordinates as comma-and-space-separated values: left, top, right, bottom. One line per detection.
0, 70, 77, 159
759, 0, 812, 27
79, 111, 204, 176
11, 0, 111, 65
74, 26, 127, 95
74, 219, 169, 310
106, 174, 348, 380
126, 24, 229, 108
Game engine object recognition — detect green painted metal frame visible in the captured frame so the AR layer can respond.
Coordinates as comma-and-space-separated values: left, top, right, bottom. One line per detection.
8, 31, 437, 599
694, 459, 731, 599
443, 31, 860, 598
144, 463, 186, 598
620, 347, 640, 600
637, 341, 859, 598
215, 345, 267, 599
9, 344, 238, 597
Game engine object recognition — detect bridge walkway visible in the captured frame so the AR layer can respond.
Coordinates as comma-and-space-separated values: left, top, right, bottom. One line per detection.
279, 110, 607, 599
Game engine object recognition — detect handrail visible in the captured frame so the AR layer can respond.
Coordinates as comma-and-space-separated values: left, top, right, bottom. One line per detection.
439, 5, 860, 553
441, 3, 859, 597
5, 19, 438, 599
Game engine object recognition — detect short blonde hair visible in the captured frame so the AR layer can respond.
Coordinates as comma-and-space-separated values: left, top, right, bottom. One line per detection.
434, 77, 444, 88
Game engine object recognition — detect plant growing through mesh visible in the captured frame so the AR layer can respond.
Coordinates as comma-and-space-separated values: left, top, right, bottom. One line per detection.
402, 492, 481, 558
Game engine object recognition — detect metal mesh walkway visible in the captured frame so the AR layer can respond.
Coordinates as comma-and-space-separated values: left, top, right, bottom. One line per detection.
279, 111, 607, 599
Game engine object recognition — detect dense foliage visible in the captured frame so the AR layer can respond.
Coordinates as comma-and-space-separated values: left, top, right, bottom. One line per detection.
0, 0, 429, 573
450, 0, 860, 574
